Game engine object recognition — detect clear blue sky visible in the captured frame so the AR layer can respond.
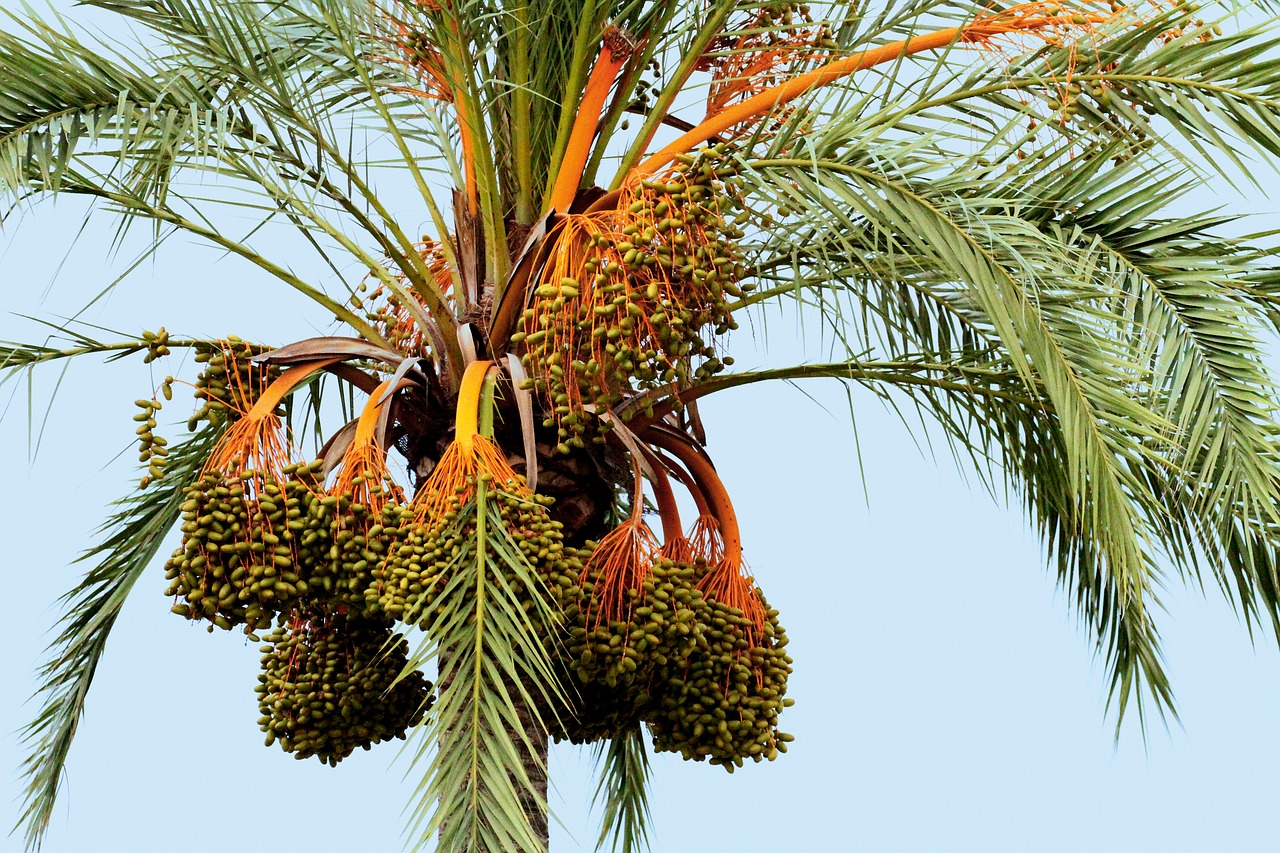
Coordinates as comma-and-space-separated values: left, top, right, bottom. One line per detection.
3, 4, 1280, 852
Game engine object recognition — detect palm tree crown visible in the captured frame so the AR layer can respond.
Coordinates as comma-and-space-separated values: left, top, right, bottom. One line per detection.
6, 0, 1280, 850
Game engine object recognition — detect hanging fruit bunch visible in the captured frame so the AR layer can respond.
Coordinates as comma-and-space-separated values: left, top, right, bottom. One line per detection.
509, 147, 750, 450
157, 327, 794, 769
256, 609, 431, 765
90, 0, 1145, 812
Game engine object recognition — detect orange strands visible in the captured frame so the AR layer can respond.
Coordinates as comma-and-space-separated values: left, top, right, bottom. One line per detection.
332, 380, 403, 512
416, 436, 524, 522
547, 29, 634, 213
692, 466, 763, 642
205, 357, 342, 485
699, 8, 833, 122
637, 3, 1113, 175
687, 514, 726, 564
581, 514, 661, 626
412, 361, 529, 522
646, 432, 764, 641
580, 462, 660, 626
520, 161, 739, 434
362, 238, 454, 354
380, 6, 453, 103
205, 340, 276, 416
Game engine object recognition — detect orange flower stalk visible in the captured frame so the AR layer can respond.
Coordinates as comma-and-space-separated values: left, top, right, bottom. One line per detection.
637, 3, 1112, 176
651, 461, 693, 562
579, 459, 660, 626
412, 360, 529, 521
331, 379, 404, 513
655, 447, 725, 564
205, 357, 343, 487
647, 431, 764, 642
546, 28, 635, 214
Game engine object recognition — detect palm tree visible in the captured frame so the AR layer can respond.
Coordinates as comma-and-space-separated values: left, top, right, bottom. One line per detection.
6, 0, 1280, 849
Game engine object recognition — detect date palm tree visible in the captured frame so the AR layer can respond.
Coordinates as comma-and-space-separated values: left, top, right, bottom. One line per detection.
7, 0, 1280, 850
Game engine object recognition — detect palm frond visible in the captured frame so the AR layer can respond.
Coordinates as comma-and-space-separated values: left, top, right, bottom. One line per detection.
591, 725, 652, 853
1, 3, 457, 344
733, 154, 1190, 724
14, 422, 225, 851
0, 334, 206, 379
403, 481, 568, 853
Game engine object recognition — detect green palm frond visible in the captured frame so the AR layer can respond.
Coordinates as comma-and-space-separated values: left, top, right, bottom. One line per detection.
14, 422, 225, 850
403, 480, 569, 853
731, 157, 1190, 723
1, 3, 456, 344
0, 333, 211, 378
591, 726, 652, 853
724, 71, 1280, 720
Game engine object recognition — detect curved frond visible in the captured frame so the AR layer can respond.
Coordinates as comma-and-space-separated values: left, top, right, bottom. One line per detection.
15, 423, 225, 851
731, 147, 1280, 725
591, 726, 652, 853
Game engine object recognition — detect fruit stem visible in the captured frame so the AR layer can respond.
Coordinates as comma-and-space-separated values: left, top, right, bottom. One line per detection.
644, 432, 740, 562
649, 461, 683, 545
635, 4, 1108, 176
545, 30, 633, 213
455, 360, 494, 455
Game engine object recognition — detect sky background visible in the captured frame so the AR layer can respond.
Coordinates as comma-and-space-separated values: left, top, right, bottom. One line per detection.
4, 3, 1280, 852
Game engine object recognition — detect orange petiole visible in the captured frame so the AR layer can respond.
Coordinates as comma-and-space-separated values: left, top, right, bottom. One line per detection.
649, 461, 689, 560
645, 431, 764, 641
